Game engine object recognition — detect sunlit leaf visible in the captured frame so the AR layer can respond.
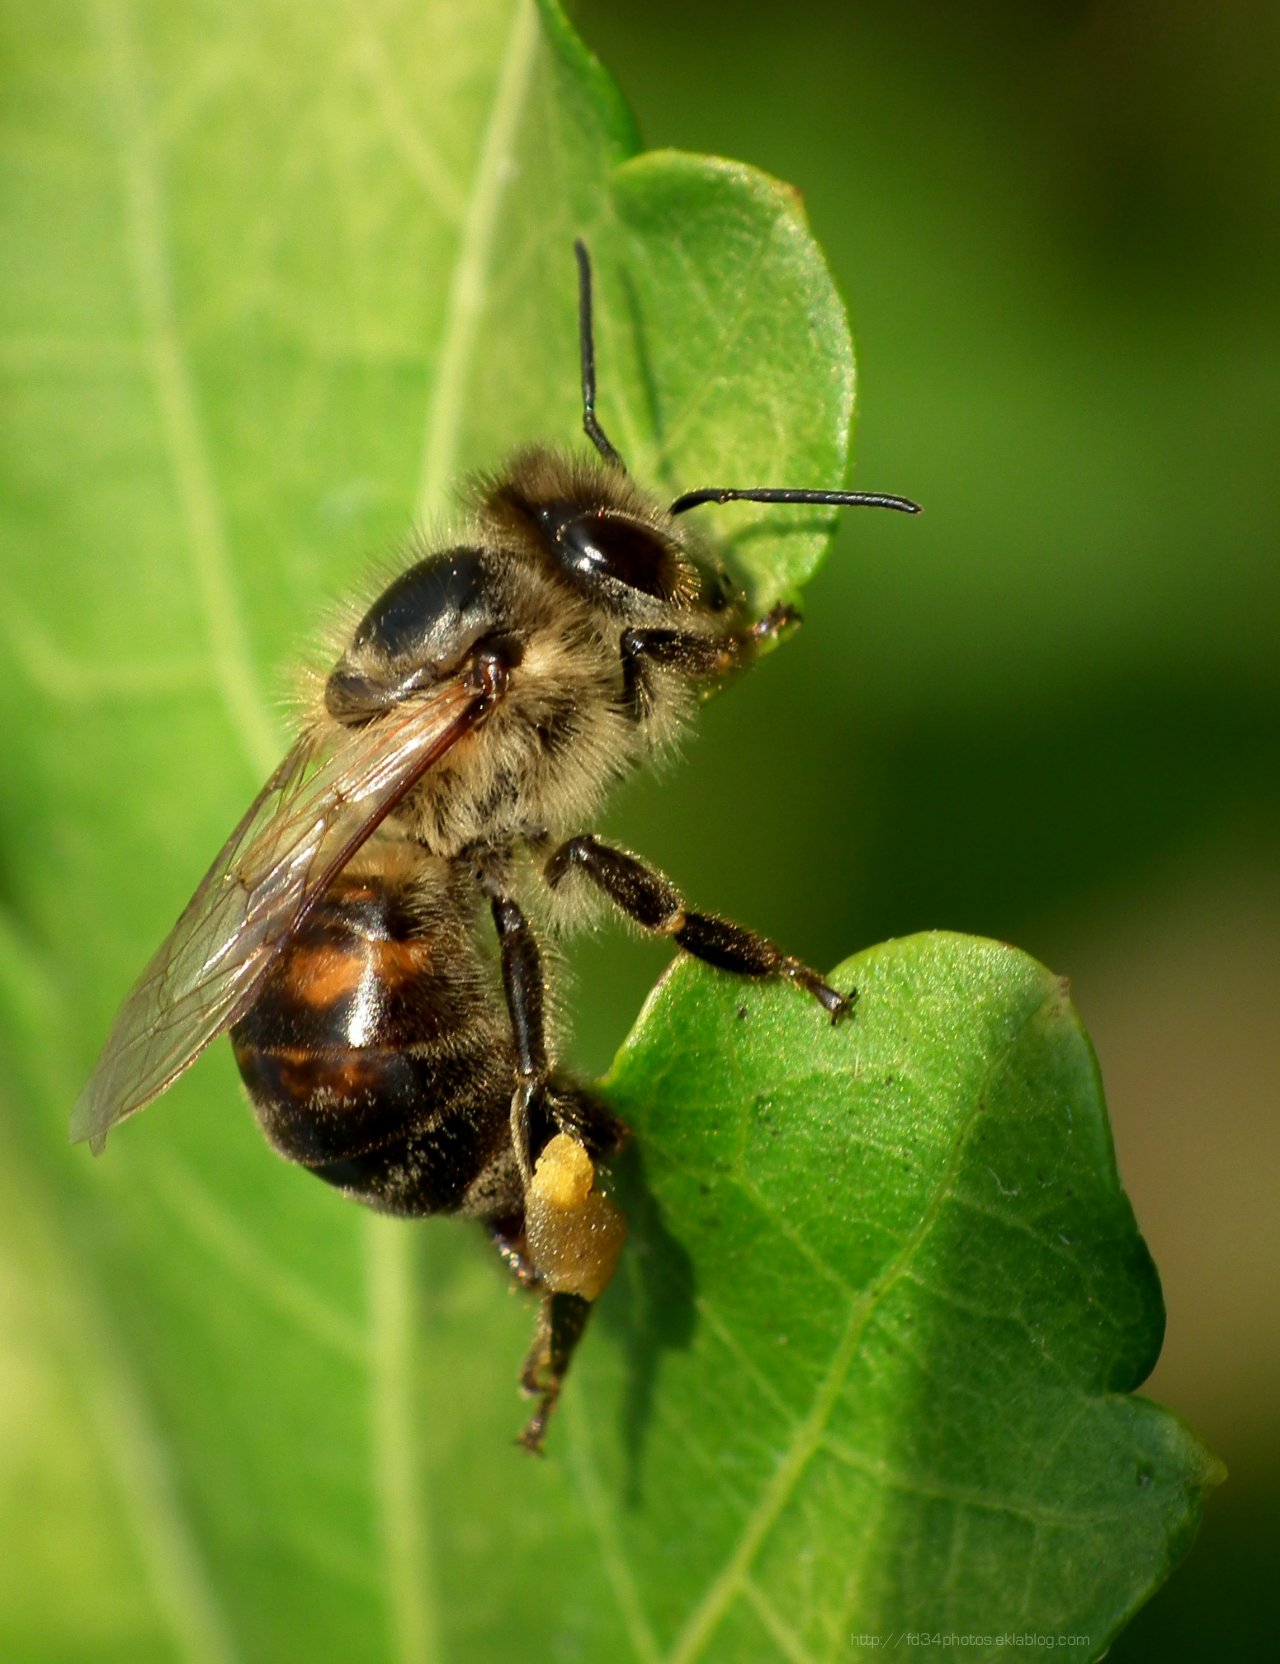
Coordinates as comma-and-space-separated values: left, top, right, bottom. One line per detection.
0, 3, 1213, 1661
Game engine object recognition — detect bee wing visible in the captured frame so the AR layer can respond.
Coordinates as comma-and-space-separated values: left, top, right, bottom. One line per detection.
72, 677, 488, 1154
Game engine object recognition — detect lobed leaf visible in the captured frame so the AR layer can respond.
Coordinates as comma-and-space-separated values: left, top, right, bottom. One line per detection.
0, 3, 1213, 1661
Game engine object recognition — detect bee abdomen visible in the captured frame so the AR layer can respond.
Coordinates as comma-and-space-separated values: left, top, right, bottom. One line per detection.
232, 1038, 502, 1163
231, 872, 517, 1215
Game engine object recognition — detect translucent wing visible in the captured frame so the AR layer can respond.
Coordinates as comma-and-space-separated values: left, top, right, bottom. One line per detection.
72, 678, 488, 1153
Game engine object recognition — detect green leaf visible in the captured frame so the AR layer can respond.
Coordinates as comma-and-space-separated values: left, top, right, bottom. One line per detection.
0, 3, 1212, 1663
599, 935, 1221, 1660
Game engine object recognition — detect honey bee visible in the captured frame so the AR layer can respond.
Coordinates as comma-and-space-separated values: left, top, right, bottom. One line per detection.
72, 243, 918, 1448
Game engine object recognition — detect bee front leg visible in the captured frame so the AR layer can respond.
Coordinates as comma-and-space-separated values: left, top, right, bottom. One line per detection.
619, 606, 800, 715
545, 835, 854, 1021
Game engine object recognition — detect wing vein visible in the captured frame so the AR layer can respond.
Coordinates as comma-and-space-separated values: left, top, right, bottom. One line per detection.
72, 684, 486, 1150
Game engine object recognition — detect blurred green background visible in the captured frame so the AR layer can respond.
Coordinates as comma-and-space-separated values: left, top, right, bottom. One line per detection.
1, 0, 1275, 1654
567, 0, 1278, 1656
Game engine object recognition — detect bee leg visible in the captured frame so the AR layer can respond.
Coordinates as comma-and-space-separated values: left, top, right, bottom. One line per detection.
619, 628, 738, 716
485, 884, 627, 1449
517, 1290, 593, 1453
487, 892, 627, 1167
546, 1082, 629, 1161
618, 608, 798, 715
486, 1216, 542, 1288
749, 603, 806, 649
487, 894, 550, 1189
546, 834, 855, 1022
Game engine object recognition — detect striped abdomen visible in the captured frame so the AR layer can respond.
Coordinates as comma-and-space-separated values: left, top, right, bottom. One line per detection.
230, 864, 522, 1219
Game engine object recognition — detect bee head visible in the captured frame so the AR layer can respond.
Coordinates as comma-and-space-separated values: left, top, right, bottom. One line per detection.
481, 446, 737, 623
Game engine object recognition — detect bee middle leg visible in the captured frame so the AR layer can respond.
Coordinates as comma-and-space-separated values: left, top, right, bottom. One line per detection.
545, 834, 854, 1021
486, 1215, 542, 1287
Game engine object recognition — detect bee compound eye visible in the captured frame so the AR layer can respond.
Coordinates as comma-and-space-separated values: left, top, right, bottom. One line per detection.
536, 502, 679, 601
568, 515, 680, 600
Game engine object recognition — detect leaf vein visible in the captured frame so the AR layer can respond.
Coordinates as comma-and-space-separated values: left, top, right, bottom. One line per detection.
565, 1391, 662, 1664
97, 0, 276, 775
357, 25, 466, 227
146, 1154, 367, 1363
663, 983, 1058, 1663
414, 0, 541, 521
741, 1577, 820, 1664
366, 1215, 443, 1664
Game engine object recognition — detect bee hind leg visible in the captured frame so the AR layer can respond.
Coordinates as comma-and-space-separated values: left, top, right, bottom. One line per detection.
517, 1291, 592, 1454
484, 888, 629, 1449
486, 890, 629, 1172
486, 891, 551, 1187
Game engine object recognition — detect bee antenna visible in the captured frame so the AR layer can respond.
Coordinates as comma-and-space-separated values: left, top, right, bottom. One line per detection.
574, 240, 626, 473
669, 486, 922, 516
